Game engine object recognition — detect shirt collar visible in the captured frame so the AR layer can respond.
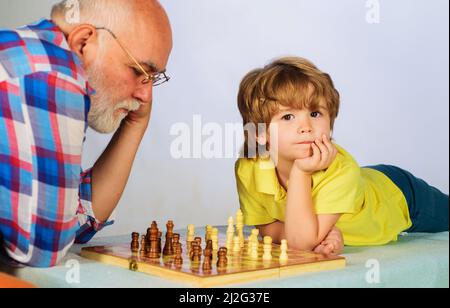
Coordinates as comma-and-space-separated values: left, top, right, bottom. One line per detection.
253, 158, 287, 201
25, 19, 93, 95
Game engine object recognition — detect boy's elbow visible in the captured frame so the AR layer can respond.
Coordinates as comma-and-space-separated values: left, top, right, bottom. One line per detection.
286, 235, 319, 251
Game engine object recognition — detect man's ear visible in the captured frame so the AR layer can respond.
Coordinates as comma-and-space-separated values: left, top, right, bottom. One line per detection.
67, 24, 99, 67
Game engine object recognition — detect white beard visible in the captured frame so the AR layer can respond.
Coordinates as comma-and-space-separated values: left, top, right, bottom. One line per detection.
86, 61, 141, 134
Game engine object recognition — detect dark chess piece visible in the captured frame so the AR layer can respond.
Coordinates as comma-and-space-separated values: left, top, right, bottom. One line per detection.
130, 232, 139, 253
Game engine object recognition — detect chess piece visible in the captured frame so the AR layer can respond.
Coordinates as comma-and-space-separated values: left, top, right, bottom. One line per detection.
250, 240, 258, 260
194, 237, 202, 247
191, 243, 202, 262
211, 228, 219, 251
202, 247, 213, 271
140, 235, 147, 255
236, 209, 245, 248
205, 240, 213, 258
232, 236, 241, 254
174, 243, 183, 267
146, 228, 152, 244
205, 225, 213, 242
163, 221, 175, 256
131, 232, 140, 252
173, 233, 180, 246
187, 224, 195, 243
151, 221, 158, 230
251, 228, 259, 239
157, 231, 162, 254
217, 247, 228, 269
148, 225, 160, 258
166, 220, 174, 234
279, 239, 288, 263
246, 235, 253, 255
226, 217, 235, 250
262, 236, 273, 261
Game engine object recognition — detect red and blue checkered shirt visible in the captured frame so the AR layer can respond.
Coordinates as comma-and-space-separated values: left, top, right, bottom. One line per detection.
0, 19, 114, 267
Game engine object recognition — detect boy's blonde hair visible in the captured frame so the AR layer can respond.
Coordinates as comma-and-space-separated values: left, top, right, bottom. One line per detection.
237, 57, 340, 158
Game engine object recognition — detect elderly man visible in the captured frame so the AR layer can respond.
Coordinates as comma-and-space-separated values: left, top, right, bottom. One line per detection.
0, 0, 172, 267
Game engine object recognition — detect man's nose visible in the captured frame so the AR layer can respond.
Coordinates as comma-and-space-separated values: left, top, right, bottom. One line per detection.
133, 84, 153, 104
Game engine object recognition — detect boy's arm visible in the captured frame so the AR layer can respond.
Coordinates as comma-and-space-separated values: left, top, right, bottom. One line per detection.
257, 220, 344, 254
284, 134, 340, 251
285, 170, 341, 250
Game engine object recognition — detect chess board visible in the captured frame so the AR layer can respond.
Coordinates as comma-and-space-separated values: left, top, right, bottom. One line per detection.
80, 233, 346, 287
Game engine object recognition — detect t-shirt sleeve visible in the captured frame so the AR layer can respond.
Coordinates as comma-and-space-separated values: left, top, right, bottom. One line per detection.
235, 160, 276, 226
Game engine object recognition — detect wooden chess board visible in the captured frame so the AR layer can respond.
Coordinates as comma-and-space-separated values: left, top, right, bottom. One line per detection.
80, 233, 346, 287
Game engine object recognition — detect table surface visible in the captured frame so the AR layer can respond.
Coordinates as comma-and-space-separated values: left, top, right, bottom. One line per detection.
4, 227, 449, 288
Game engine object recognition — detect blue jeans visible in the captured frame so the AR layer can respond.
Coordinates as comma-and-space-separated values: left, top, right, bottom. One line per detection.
365, 165, 449, 233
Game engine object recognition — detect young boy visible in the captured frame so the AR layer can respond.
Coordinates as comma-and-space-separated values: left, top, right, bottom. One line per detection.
235, 57, 449, 254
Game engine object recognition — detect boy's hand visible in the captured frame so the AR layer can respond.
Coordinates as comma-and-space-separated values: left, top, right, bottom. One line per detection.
293, 134, 337, 175
313, 227, 344, 256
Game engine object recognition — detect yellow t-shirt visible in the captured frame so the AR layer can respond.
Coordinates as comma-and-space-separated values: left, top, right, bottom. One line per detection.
235, 143, 413, 246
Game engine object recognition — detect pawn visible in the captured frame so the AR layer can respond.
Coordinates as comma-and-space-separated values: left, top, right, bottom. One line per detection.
217, 247, 228, 269
174, 243, 183, 267
189, 241, 197, 259
250, 240, 259, 260
187, 224, 195, 243
279, 239, 288, 263
262, 236, 273, 261
191, 243, 202, 262
173, 233, 180, 246
194, 236, 202, 247
251, 228, 260, 239
202, 248, 212, 271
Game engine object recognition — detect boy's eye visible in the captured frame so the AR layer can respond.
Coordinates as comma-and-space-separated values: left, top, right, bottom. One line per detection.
281, 114, 295, 121
311, 111, 322, 118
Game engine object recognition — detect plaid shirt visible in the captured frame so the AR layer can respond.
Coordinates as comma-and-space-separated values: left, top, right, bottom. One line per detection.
0, 19, 114, 267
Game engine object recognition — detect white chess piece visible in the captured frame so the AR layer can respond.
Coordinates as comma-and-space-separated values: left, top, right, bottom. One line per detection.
233, 236, 241, 254
250, 240, 259, 260
279, 239, 288, 263
262, 236, 273, 261
187, 224, 195, 242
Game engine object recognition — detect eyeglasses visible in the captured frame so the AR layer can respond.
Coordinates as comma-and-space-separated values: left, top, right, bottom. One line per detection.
95, 27, 170, 86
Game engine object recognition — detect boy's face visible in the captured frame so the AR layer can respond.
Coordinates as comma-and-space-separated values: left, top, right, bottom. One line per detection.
266, 98, 332, 162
